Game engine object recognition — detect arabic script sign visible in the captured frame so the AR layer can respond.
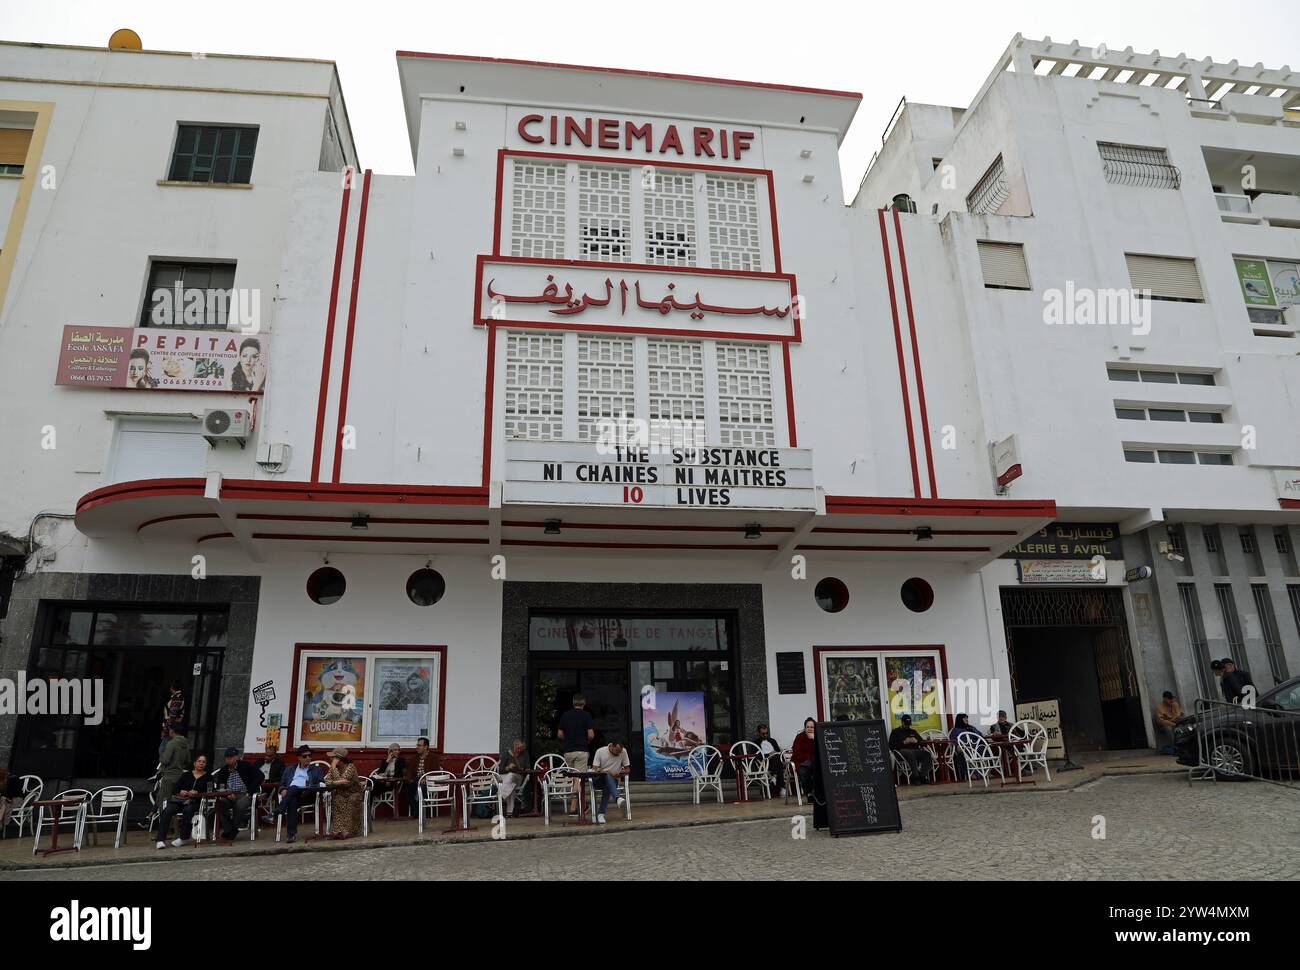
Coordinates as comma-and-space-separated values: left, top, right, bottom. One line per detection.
55, 325, 269, 393
1001, 522, 1121, 561
476, 258, 798, 338
504, 440, 817, 511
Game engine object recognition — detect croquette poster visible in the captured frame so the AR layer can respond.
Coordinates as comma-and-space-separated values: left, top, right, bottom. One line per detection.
299, 657, 367, 744
55, 325, 269, 393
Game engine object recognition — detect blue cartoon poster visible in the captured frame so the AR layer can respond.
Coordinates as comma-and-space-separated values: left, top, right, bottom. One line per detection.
641, 690, 706, 782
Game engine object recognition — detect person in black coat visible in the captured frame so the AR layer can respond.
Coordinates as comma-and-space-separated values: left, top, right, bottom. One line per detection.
888, 714, 933, 783
213, 748, 265, 839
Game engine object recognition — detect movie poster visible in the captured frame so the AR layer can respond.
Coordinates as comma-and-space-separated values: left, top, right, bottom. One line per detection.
373, 658, 435, 742
885, 655, 942, 733
299, 657, 366, 744
641, 690, 706, 782
825, 656, 882, 721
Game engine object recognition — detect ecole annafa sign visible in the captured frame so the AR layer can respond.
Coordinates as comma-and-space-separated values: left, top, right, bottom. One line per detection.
505, 441, 817, 510
54, 325, 269, 392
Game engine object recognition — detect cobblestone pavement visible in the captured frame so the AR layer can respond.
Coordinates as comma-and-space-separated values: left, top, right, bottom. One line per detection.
6, 774, 1297, 880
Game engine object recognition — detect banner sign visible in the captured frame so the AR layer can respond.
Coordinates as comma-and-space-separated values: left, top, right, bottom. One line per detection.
641, 690, 706, 782
1014, 697, 1065, 759
505, 441, 816, 511
1275, 470, 1300, 501
1017, 560, 1107, 584
1234, 258, 1277, 306
476, 258, 797, 338
55, 325, 268, 392
1002, 522, 1121, 560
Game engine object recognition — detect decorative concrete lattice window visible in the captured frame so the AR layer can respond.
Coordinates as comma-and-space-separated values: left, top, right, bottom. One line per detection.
504, 333, 564, 440
510, 161, 566, 260
706, 175, 762, 271
647, 338, 707, 445
716, 342, 775, 446
644, 170, 697, 265
577, 165, 632, 262
966, 155, 1009, 215
1098, 142, 1181, 190
577, 336, 635, 441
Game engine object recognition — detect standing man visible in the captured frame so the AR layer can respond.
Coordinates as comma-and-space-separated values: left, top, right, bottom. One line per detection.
403, 736, 439, 816
556, 693, 595, 815
213, 747, 262, 839
1154, 691, 1184, 754
156, 718, 191, 805
592, 739, 630, 824
275, 745, 325, 843
1220, 659, 1255, 705
498, 738, 530, 816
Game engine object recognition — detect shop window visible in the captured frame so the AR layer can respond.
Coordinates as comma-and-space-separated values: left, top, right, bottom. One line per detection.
168, 124, 258, 184
814, 578, 850, 614
306, 566, 346, 605
901, 578, 935, 613
406, 568, 446, 607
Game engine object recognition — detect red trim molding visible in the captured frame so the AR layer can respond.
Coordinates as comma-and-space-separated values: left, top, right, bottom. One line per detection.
879, 209, 920, 498
77, 478, 490, 515
1281, 499, 1300, 510
824, 495, 1057, 519
311, 178, 353, 482
893, 209, 936, 499
332, 169, 374, 484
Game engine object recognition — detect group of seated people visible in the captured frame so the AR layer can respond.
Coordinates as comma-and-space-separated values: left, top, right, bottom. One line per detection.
888, 709, 1017, 783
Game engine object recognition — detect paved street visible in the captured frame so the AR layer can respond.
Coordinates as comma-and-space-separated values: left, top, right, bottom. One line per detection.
5, 774, 1297, 880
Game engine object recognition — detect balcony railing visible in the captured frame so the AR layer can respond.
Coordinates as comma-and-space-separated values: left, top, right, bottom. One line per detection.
1215, 192, 1252, 215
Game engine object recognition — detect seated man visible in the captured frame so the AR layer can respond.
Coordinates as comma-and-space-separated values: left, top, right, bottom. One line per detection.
213, 747, 264, 840
988, 710, 1014, 738
887, 714, 933, 783
591, 739, 630, 824
402, 736, 438, 817
275, 745, 325, 843
498, 738, 530, 816
754, 723, 784, 795
1154, 691, 1184, 754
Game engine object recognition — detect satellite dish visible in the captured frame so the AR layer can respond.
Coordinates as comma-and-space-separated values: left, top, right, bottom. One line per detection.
107, 28, 142, 50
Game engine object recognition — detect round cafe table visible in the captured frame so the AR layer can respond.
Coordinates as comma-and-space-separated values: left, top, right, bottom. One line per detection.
986, 737, 1034, 786
31, 796, 88, 857
512, 768, 548, 818
920, 739, 952, 784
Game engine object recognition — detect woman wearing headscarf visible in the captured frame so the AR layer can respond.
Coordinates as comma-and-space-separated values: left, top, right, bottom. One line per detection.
948, 713, 983, 780
325, 747, 364, 839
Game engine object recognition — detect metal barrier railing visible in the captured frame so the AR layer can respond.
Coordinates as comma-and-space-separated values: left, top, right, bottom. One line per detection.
1187, 697, 1300, 789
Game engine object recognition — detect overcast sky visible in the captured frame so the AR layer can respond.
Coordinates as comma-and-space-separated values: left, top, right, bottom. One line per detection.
4, 1, 1297, 198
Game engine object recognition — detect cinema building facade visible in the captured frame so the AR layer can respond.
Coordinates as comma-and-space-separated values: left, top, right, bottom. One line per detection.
2, 35, 1298, 790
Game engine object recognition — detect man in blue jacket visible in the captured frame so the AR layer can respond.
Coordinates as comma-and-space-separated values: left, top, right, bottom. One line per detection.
276, 745, 325, 843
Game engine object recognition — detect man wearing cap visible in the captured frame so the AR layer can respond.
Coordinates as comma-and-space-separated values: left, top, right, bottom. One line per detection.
1221, 658, 1255, 705
887, 714, 933, 783
1154, 691, 1184, 754
213, 747, 264, 840
276, 745, 326, 843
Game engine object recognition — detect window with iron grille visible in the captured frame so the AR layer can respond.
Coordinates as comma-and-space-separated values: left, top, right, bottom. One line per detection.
139, 260, 237, 328
504, 333, 564, 440
647, 338, 706, 445
1214, 584, 1246, 667
511, 161, 566, 260
1289, 586, 1300, 652
577, 336, 635, 442
1203, 526, 1220, 554
1177, 584, 1214, 698
706, 174, 761, 271
1240, 530, 1257, 555
966, 155, 1009, 215
1167, 528, 1185, 556
1251, 585, 1290, 682
168, 125, 258, 184
1275, 528, 1291, 556
644, 170, 697, 265
1098, 142, 1181, 190
577, 165, 631, 263
716, 342, 775, 446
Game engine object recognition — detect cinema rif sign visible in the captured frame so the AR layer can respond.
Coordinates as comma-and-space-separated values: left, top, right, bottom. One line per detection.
505, 441, 817, 511
476, 259, 798, 339
516, 113, 756, 161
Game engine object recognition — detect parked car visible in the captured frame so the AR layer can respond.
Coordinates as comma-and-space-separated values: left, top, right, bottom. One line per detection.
1173, 676, 1300, 778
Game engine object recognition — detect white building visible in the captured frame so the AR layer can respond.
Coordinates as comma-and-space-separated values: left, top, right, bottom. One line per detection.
2, 31, 1297, 791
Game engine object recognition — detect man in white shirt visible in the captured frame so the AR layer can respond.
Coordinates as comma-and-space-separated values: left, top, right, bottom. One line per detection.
592, 740, 630, 824
754, 723, 784, 796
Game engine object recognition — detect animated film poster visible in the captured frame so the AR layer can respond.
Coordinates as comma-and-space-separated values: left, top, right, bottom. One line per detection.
641, 691, 706, 782
885, 655, 942, 733
299, 657, 366, 743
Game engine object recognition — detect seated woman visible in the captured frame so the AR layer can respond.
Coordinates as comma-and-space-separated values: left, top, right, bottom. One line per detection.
156, 753, 212, 848
372, 743, 405, 805
948, 713, 983, 780
325, 747, 364, 839
790, 717, 817, 797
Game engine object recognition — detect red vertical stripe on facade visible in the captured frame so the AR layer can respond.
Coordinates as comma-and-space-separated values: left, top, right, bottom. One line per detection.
310, 177, 353, 482
481, 323, 497, 488
893, 208, 937, 499
878, 209, 920, 499
782, 340, 797, 447
331, 169, 374, 484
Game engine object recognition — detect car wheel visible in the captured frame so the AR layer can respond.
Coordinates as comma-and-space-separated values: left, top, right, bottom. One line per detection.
1208, 735, 1253, 781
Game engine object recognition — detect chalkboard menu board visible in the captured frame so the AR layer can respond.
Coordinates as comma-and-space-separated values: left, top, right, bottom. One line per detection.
813, 719, 901, 837
775, 652, 806, 695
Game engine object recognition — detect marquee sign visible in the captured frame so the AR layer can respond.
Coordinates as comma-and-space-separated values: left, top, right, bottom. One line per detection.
504, 440, 817, 511
476, 258, 798, 338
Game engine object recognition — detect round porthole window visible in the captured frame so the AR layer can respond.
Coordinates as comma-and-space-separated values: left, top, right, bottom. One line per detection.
901, 577, 934, 613
306, 566, 346, 605
406, 568, 446, 607
814, 577, 850, 613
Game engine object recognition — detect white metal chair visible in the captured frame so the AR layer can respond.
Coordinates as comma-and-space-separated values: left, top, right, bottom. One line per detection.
366, 769, 400, 821
957, 733, 1005, 788
541, 765, 581, 825
729, 740, 773, 800
890, 750, 914, 785
687, 744, 724, 805
32, 788, 91, 854
416, 770, 456, 833
1008, 719, 1052, 781
5, 775, 43, 838
463, 755, 499, 774
83, 786, 133, 848
463, 770, 503, 830
274, 778, 327, 843
781, 749, 803, 806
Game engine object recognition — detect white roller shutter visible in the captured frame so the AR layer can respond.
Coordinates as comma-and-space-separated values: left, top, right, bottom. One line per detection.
978, 241, 1031, 290
1126, 254, 1204, 301
109, 418, 206, 484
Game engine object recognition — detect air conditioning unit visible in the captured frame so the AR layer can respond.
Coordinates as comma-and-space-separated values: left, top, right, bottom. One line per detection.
202, 407, 251, 447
